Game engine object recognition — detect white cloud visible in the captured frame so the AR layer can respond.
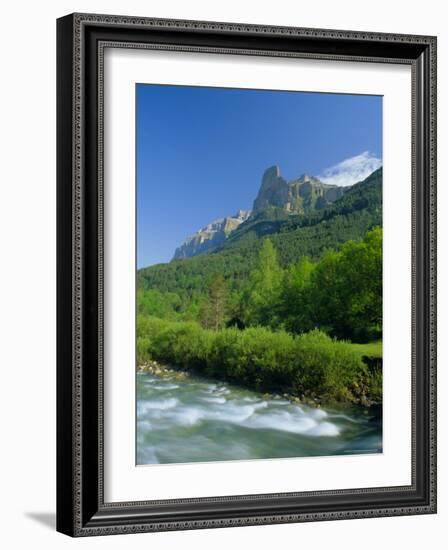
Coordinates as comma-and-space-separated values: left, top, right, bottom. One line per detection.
318, 151, 382, 187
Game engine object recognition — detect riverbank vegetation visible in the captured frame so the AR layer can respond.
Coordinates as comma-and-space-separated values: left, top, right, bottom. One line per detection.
137, 317, 381, 404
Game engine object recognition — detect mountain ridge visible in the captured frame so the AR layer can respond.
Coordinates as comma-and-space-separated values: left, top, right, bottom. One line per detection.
171, 164, 354, 261
173, 210, 251, 260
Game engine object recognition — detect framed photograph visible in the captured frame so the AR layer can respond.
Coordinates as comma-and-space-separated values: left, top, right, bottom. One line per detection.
56, 13, 437, 537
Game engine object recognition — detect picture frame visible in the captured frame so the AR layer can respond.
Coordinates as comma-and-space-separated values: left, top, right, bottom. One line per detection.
56, 12, 437, 537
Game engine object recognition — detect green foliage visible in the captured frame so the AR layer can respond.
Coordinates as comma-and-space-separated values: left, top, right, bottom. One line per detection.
137, 318, 374, 402
280, 256, 315, 333
347, 341, 383, 359
159, 322, 213, 371
199, 275, 227, 330
207, 326, 297, 390
308, 226, 382, 340
346, 341, 383, 402
137, 288, 181, 320
292, 330, 366, 401
242, 239, 283, 327
136, 336, 152, 363
137, 227, 383, 342
140, 317, 213, 370
237, 226, 382, 341
136, 314, 168, 363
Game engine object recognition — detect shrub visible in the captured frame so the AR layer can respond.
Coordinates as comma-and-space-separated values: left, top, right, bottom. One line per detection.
136, 336, 152, 364
291, 333, 366, 400
149, 319, 213, 371
137, 318, 377, 404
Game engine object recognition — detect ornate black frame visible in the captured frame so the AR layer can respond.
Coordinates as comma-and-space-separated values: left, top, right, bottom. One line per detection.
56, 13, 437, 537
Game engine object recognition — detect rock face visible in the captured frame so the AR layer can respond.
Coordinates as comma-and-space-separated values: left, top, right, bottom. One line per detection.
173, 210, 251, 260
252, 166, 289, 212
252, 165, 347, 215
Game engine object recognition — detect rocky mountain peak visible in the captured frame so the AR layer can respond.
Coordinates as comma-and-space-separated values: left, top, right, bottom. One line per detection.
252, 166, 347, 215
252, 166, 288, 213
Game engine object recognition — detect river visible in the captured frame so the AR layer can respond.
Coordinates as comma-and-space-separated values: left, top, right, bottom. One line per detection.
137, 370, 382, 465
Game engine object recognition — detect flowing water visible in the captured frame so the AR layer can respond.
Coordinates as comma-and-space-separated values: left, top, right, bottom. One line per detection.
137, 371, 382, 465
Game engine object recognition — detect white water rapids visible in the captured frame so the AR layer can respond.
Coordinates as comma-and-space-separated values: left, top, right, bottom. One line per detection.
137, 371, 382, 465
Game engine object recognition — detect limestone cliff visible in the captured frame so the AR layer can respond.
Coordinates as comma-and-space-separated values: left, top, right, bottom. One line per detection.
173, 210, 251, 260
252, 165, 348, 215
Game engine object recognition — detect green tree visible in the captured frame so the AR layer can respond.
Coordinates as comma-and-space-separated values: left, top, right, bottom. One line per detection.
281, 256, 315, 333
199, 275, 227, 330
309, 227, 382, 340
243, 239, 283, 327
137, 288, 181, 320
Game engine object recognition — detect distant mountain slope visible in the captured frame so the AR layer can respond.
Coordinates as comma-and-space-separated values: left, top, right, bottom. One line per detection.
173, 210, 250, 260
137, 168, 382, 300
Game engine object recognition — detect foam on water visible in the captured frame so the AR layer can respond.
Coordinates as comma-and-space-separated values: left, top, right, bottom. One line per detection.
252, 401, 269, 410
138, 397, 179, 414
243, 410, 319, 434
327, 413, 362, 424
307, 421, 341, 437
200, 396, 227, 404
152, 383, 180, 391
214, 389, 231, 396
166, 407, 204, 426
310, 408, 328, 420
201, 403, 256, 423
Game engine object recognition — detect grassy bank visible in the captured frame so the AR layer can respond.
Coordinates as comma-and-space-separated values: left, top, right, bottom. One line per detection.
137, 316, 382, 405
347, 341, 382, 359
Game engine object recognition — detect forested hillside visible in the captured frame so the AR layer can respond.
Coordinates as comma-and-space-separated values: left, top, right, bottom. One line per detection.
138, 168, 382, 302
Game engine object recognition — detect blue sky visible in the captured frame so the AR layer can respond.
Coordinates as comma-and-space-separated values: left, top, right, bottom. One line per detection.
137, 84, 382, 268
